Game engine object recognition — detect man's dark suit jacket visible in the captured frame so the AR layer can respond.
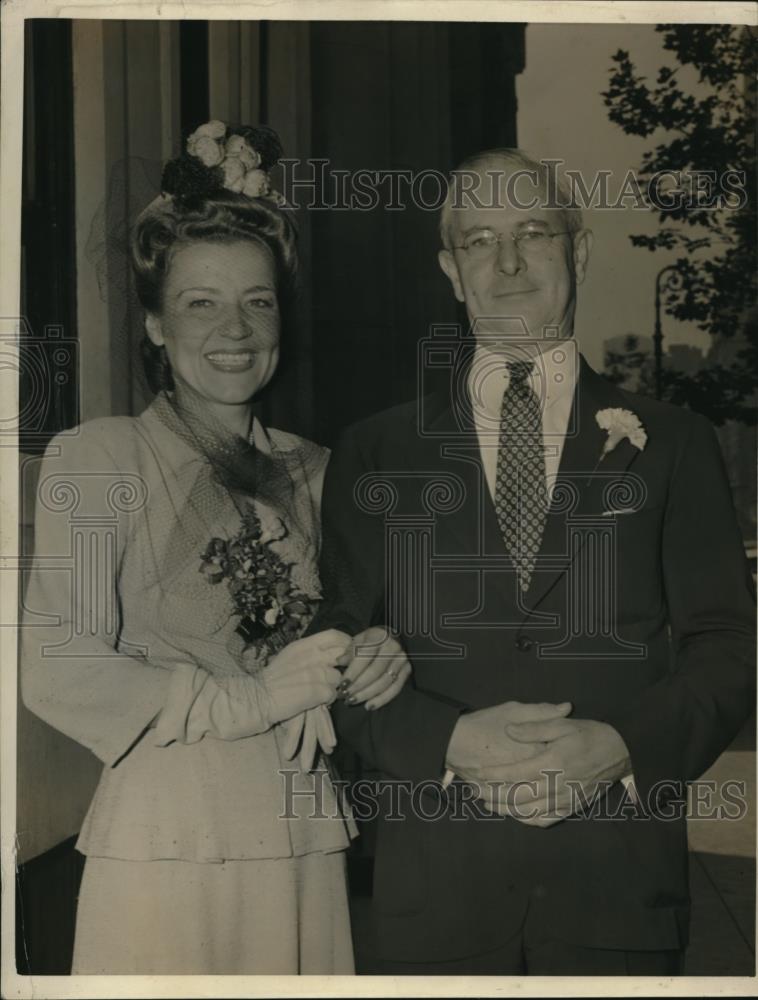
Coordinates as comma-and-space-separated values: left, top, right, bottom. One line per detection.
309, 353, 755, 962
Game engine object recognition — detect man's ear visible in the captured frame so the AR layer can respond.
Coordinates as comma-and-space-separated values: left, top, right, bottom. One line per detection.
438, 249, 465, 303
145, 313, 165, 347
572, 229, 593, 285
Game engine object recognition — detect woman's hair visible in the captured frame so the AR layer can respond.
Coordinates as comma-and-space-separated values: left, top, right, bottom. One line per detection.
131, 136, 298, 394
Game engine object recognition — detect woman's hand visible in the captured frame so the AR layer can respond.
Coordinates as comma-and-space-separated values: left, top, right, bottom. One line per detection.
274, 630, 350, 769
335, 626, 411, 710
262, 629, 351, 724
155, 631, 351, 747
279, 705, 337, 771
276, 627, 409, 769
266, 629, 351, 682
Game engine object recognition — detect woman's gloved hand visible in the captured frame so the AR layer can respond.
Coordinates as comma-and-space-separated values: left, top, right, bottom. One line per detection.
279, 704, 337, 771
154, 630, 350, 745
277, 626, 413, 772
253, 629, 350, 728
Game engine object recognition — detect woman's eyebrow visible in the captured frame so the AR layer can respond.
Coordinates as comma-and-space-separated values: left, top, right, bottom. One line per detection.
175, 285, 220, 298
175, 284, 275, 297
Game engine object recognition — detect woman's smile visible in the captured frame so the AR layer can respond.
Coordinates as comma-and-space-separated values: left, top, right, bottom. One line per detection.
204, 349, 258, 372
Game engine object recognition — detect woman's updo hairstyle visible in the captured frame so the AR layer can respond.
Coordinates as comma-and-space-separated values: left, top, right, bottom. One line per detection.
131, 123, 298, 394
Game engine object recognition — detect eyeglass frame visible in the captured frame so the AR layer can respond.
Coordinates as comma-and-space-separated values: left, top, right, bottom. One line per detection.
448, 226, 575, 256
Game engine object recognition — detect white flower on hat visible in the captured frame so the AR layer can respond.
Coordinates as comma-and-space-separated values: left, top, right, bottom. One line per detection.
186, 120, 226, 166
183, 120, 283, 204
241, 168, 270, 198
196, 120, 226, 140
596, 408, 648, 458
221, 156, 246, 192
225, 134, 261, 170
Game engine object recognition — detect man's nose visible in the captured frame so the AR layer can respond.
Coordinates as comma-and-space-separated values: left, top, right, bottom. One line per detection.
495, 235, 524, 276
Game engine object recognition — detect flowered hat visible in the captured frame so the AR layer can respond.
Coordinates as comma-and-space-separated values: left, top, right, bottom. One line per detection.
159, 120, 287, 207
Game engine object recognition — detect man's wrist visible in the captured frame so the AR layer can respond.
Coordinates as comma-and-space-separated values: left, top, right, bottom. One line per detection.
444, 712, 472, 770
600, 721, 633, 781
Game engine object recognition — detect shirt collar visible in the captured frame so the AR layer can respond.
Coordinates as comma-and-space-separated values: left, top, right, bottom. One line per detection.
467, 339, 579, 419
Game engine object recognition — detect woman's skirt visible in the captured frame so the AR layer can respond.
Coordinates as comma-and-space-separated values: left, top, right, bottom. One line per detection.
72, 849, 354, 975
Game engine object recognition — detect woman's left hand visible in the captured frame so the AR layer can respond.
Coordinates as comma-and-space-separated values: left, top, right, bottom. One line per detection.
280, 705, 336, 771
336, 626, 412, 710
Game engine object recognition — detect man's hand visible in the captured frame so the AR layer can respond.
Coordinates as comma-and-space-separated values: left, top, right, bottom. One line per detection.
464, 717, 632, 828
445, 700, 573, 775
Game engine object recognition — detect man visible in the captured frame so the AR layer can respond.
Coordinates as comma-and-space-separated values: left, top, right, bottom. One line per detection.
311, 149, 756, 974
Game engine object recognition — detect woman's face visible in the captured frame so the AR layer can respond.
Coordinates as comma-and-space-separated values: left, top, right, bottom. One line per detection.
146, 239, 280, 424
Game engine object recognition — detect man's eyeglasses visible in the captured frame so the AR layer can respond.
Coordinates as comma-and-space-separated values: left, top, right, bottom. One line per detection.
449, 226, 573, 259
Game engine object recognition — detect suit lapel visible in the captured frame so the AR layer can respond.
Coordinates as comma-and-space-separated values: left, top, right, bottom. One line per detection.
421, 339, 524, 570
421, 364, 498, 560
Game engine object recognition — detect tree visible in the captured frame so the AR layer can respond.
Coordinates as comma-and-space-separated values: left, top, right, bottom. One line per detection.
603, 25, 757, 424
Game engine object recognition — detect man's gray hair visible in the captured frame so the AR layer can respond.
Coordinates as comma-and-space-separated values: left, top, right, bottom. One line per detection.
439, 148, 584, 248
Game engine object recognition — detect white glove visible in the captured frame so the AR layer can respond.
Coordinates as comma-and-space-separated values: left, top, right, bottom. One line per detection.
154, 630, 350, 745
279, 705, 337, 771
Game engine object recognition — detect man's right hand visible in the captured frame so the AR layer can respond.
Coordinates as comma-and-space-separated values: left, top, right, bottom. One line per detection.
445, 700, 573, 775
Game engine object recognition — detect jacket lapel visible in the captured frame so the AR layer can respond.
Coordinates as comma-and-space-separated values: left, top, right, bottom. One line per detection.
420, 368, 497, 561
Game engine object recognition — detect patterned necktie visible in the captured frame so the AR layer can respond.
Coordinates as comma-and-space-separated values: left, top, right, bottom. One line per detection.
493, 360, 548, 592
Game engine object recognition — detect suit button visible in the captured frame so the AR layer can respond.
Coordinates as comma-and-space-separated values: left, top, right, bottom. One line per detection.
532, 885, 548, 899
516, 636, 534, 652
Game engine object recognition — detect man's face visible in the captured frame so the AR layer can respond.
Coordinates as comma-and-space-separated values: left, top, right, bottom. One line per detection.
438, 164, 592, 348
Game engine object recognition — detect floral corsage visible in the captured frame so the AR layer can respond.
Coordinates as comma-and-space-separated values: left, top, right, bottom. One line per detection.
200, 503, 316, 667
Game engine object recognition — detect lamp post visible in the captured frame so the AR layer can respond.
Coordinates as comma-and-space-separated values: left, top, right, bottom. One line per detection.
653, 263, 685, 400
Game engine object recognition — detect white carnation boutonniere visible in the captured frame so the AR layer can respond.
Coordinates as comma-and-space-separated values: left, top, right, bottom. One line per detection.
595, 408, 648, 461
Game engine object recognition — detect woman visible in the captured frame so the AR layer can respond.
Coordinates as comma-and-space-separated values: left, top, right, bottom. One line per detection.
21, 121, 410, 975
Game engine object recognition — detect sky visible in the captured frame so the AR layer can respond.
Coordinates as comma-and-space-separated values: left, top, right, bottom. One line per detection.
517, 22, 713, 370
